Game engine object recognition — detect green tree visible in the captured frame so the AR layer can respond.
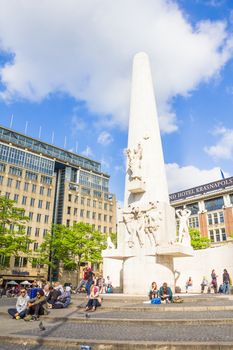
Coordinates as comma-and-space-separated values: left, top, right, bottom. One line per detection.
0, 196, 32, 268
189, 228, 210, 250
40, 222, 107, 281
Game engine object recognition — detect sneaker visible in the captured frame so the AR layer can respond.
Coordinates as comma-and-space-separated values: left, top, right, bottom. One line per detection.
15, 315, 21, 320
24, 315, 32, 321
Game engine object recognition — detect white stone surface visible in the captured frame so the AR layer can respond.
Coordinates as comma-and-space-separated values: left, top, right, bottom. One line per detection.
103, 52, 192, 294
174, 243, 233, 293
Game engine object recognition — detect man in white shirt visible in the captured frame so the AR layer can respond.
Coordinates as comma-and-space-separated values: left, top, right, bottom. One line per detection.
8, 289, 30, 319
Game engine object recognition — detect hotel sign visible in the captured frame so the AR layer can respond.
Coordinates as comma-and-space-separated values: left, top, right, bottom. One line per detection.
169, 176, 233, 202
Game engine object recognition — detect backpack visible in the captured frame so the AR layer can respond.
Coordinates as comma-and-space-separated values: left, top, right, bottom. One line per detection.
151, 297, 161, 304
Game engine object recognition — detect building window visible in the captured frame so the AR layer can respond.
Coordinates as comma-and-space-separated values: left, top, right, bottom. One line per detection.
98, 213, 101, 220
44, 215, 49, 224
87, 199, 91, 206
26, 171, 38, 181
204, 197, 224, 211
0, 255, 10, 267
32, 184, 37, 193
43, 229, 48, 237
30, 198, 35, 207
66, 220, 70, 227
15, 180, 21, 189
14, 194, 19, 203
0, 175, 4, 185
29, 212, 33, 220
36, 214, 41, 222
9, 166, 22, 177
92, 212, 96, 219
5, 192, 10, 199
103, 226, 107, 233
14, 257, 28, 267
74, 208, 78, 216
38, 200, 43, 208
104, 203, 108, 210
35, 228, 40, 237
104, 215, 107, 222
98, 202, 102, 209
24, 182, 29, 191
74, 195, 79, 203
39, 186, 44, 195
80, 209, 84, 217
109, 227, 112, 233
109, 204, 113, 212
47, 188, 52, 197
67, 207, 71, 215
188, 216, 199, 228
22, 196, 27, 205
93, 200, 96, 208
86, 211, 90, 219
81, 197, 85, 205
208, 228, 227, 242
207, 212, 224, 225
7, 178, 13, 187
27, 227, 32, 236
98, 225, 101, 231
68, 194, 72, 202
109, 216, 112, 223
46, 201, 50, 210
33, 243, 39, 251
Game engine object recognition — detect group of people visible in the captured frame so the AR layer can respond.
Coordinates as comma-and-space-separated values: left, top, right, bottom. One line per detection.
8, 280, 72, 321
201, 268, 231, 294
148, 282, 173, 303
185, 268, 232, 294
75, 267, 113, 295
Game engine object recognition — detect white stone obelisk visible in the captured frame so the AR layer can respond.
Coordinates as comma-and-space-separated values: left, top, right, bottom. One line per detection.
125, 52, 169, 207
102, 52, 193, 295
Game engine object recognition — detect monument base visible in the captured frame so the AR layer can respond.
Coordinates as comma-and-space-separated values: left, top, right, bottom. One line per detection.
156, 244, 194, 257
128, 179, 145, 193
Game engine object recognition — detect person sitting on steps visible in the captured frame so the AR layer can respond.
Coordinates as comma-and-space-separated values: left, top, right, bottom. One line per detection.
159, 282, 173, 303
148, 281, 158, 300
85, 284, 102, 312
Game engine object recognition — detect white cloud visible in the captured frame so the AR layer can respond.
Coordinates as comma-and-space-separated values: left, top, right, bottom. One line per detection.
166, 163, 228, 193
81, 146, 93, 158
204, 126, 233, 159
71, 115, 86, 135
97, 131, 113, 146
0, 0, 232, 133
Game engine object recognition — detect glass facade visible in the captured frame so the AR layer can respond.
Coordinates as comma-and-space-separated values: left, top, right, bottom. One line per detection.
0, 126, 100, 172
79, 170, 109, 192
0, 143, 54, 176
204, 197, 224, 211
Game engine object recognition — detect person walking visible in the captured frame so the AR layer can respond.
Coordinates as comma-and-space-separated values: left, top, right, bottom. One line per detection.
211, 269, 218, 293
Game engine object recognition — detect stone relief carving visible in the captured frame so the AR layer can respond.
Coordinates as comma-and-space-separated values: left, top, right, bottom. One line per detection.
126, 143, 143, 180
122, 202, 162, 248
176, 206, 191, 246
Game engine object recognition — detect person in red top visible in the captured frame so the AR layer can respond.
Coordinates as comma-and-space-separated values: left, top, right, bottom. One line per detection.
75, 267, 88, 293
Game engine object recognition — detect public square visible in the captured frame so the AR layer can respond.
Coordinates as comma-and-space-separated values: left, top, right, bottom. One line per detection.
1, 293, 233, 349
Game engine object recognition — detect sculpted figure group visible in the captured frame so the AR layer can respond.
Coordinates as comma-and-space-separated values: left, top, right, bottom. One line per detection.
122, 202, 162, 248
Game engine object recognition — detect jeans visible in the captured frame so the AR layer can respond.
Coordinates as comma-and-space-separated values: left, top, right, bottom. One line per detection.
8, 308, 26, 319
223, 282, 230, 294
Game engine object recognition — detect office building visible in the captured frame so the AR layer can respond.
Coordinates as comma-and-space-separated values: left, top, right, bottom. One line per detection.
0, 125, 116, 283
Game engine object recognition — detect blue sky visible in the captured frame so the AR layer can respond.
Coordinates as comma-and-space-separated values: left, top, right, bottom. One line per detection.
0, 0, 233, 203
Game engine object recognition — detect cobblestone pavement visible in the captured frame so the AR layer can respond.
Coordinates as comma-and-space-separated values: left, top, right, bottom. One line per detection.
79, 309, 233, 320
14, 321, 233, 342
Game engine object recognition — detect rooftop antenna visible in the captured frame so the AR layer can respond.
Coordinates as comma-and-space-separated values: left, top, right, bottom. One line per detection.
10, 114, 14, 129
51, 131, 54, 144
24, 121, 28, 135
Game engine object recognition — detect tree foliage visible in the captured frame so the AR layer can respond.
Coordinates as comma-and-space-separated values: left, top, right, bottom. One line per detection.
189, 228, 210, 250
0, 196, 32, 265
40, 222, 107, 273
